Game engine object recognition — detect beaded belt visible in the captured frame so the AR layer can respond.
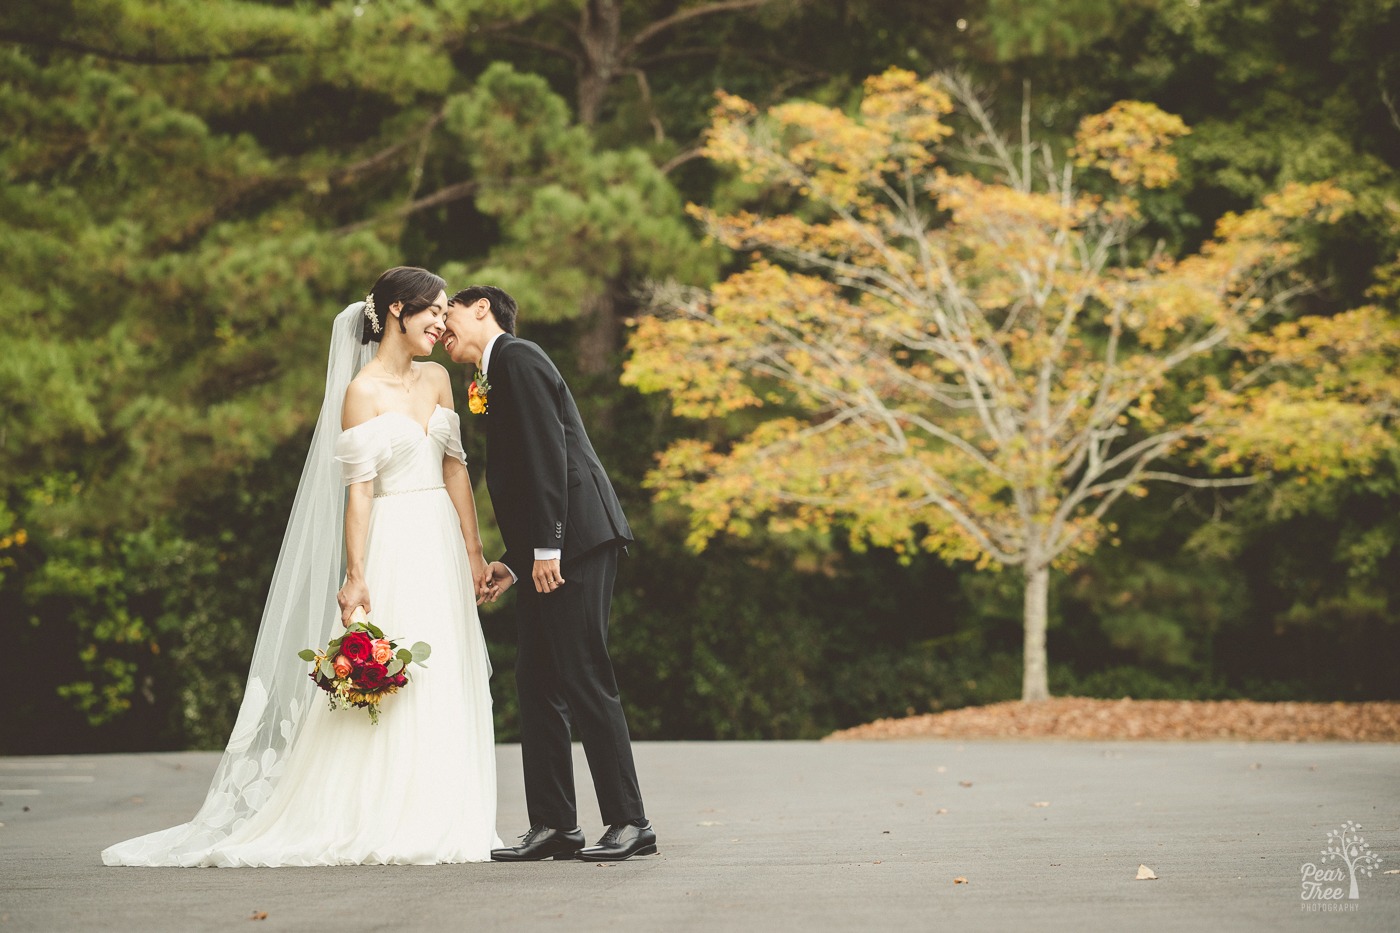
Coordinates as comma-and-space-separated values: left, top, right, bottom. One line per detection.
374, 484, 446, 498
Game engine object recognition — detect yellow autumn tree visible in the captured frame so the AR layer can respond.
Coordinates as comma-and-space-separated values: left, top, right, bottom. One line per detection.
623, 68, 1392, 703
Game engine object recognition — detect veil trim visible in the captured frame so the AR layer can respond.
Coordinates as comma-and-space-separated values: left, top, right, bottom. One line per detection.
102, 303, 372, 866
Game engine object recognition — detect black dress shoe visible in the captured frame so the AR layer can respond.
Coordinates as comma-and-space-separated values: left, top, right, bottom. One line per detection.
491, 824, 586, 861
576, 820, 658, 861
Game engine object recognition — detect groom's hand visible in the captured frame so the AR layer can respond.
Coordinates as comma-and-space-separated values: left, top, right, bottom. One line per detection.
478, 562, 515, 605
532, 558, 565, 594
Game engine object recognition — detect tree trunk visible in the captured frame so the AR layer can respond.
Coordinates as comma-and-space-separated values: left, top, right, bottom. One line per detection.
577, 288, 622, 378
573, 1, 621, 434
576, 0, 621, 126
574, 286, 623, 433
1022, 562, 1050, 702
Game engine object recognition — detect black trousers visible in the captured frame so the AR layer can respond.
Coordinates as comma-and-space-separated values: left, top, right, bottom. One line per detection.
514, 543, 644, 828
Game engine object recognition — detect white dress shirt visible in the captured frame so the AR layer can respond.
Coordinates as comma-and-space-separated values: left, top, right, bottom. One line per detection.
479, 331, 503, 381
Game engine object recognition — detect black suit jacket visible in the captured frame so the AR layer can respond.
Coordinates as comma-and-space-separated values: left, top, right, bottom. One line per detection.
482, 334, 633, 574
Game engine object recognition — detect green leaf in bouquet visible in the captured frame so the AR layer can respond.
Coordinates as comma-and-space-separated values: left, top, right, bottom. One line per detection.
396, 648, 413, 664
365, 622, 385, 639
409, 642, 432, 663
318, 658, 336, 680
386, 659, 404, 676
327, 636, 344, 651
297, 649, 317, 662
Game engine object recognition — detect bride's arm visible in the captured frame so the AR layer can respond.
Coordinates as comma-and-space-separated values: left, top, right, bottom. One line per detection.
434, 365, 491, 598
337, 380, 377, 624
445, 461, 488, 582
339, 483, 373, 624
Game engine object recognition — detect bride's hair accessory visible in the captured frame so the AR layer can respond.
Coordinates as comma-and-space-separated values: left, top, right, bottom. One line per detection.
363, 294, 382, 334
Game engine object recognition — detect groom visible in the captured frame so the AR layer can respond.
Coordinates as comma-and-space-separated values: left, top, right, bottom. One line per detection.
442, 285, 656, 862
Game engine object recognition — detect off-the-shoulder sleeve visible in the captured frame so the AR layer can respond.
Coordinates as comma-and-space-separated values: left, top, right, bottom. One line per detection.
335, 422, 391, 485
436, 408, 468, 467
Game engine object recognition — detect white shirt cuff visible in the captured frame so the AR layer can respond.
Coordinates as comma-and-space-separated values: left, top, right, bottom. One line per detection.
535, 548, 562, 561
500, 562, 518, 584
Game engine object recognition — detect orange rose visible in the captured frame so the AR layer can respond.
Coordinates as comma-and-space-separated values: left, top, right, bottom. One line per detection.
371, 639, 394, 665
468, 372, 490, 414
333, 654, 353, 679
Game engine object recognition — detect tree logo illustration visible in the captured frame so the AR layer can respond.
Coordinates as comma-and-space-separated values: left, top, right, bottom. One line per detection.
1301, 820, 1384, 901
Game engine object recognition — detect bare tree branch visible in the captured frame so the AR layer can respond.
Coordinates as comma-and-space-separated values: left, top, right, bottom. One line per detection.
0, 30, 296, 64
332, 180, 477, 236
484, 30, 583, 66
660, 146, 705, 174
620, 0, 773, 59
331, 109, 446, 186
1380, 65, 1400, 135
622, 67, 667, 143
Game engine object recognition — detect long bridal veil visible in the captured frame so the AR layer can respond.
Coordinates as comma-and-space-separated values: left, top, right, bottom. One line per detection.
103, 303, 373, 866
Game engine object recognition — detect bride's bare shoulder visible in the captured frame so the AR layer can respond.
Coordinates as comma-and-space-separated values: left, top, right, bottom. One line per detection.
342, 376, 380, 430
418, 360, 451, 382
418, 361, 455, 408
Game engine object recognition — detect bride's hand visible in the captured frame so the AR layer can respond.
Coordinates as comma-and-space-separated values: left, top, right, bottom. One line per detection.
469, 552, 489, 597
337, 577, 371, 627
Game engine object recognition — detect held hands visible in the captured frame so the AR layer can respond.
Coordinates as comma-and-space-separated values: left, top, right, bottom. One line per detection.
476, 561, 516, 605
532, 558, 565, 594
337, 576, 372, 627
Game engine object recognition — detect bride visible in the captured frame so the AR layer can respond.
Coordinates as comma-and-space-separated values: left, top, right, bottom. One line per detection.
103, 267, 502, 867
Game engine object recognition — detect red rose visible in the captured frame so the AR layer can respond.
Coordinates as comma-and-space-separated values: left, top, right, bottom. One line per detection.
355, 661, 389, 691
390, 672, 408, 688
340, 631, 373, 665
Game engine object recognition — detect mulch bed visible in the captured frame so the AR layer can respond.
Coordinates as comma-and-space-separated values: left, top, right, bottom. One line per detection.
825, 697, 1400, 742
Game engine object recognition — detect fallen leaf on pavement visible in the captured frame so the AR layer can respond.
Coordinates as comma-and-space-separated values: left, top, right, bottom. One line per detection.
959, 780, 973, 788
1032, 801, 1050, 807
250, 912, 268, 921
825, 698, 1400, 742
1136, 865, 1157, 880
953, 876, 968, 884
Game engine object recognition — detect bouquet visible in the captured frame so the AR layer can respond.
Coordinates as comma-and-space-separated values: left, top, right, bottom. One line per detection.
299, 606, 431, 724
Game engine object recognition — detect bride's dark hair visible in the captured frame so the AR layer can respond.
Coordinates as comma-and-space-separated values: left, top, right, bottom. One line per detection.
361, 266, 447, 344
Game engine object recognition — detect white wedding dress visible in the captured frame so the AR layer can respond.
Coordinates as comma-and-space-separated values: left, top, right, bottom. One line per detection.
103, 404, 501, 867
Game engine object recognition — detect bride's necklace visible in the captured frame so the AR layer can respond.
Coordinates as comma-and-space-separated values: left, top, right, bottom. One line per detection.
378, 359, 417, 394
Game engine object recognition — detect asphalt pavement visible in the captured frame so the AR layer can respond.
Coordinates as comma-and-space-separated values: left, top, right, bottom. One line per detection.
2, 740, 1397, 932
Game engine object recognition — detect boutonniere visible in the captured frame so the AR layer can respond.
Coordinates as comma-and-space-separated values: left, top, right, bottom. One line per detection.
468, 369, 491, 415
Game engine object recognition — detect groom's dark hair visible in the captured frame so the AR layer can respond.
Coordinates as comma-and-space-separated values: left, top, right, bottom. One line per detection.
450, 285, 517, 335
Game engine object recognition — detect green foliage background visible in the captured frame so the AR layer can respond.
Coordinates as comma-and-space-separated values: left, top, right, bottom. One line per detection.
2, 0, 1397, 753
